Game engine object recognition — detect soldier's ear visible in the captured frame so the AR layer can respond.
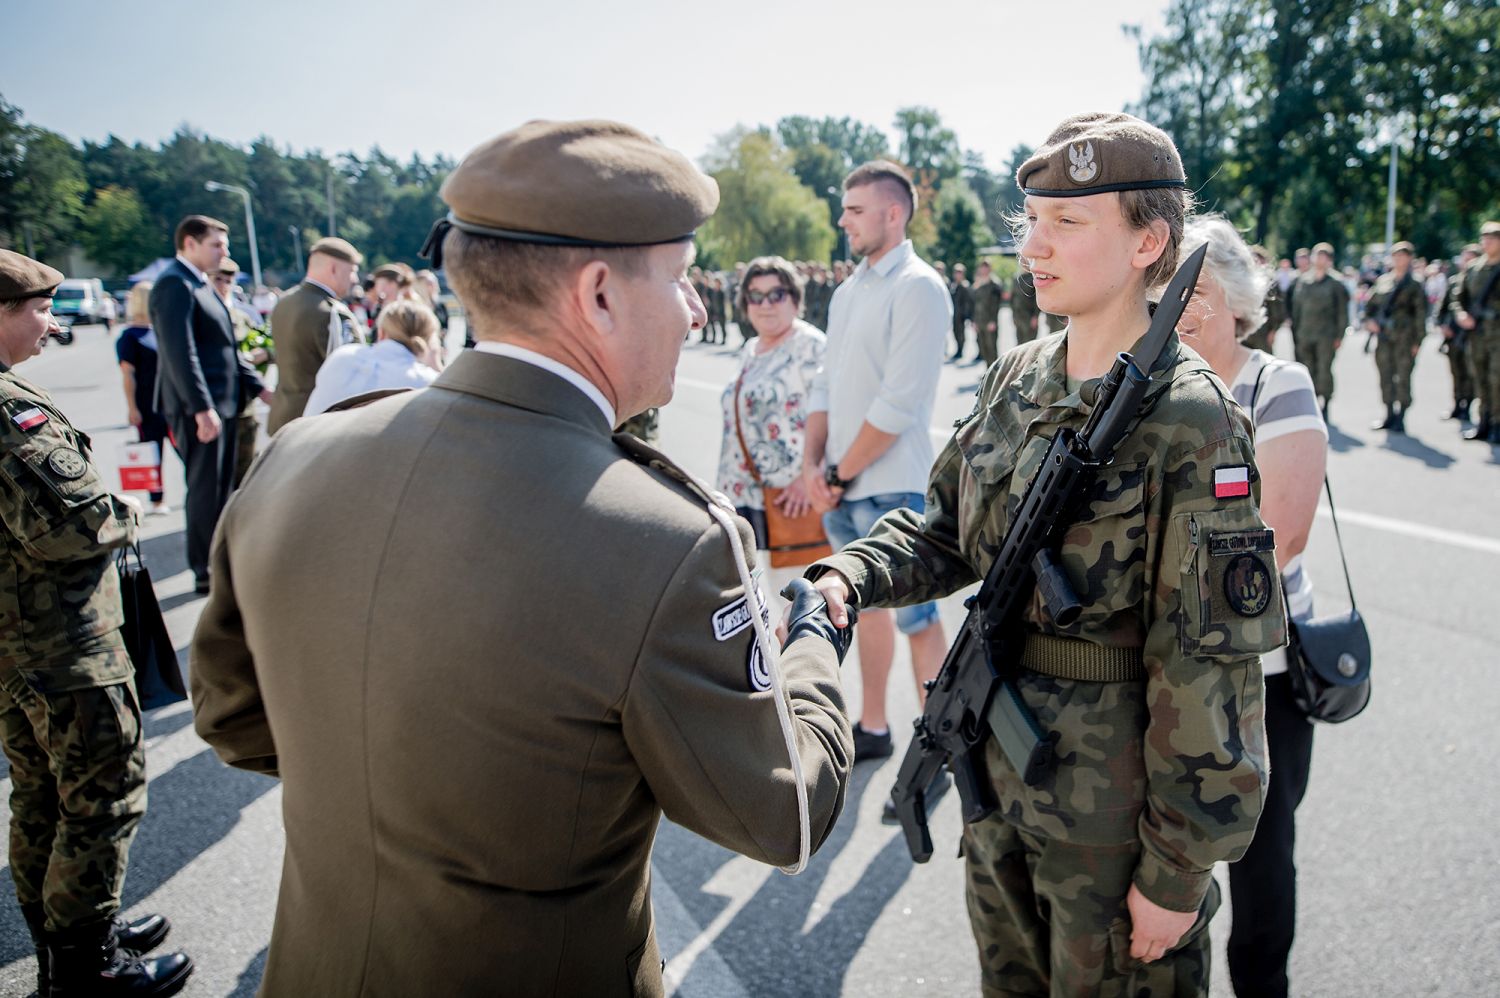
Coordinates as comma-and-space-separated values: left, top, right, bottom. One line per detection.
571, 260, 616, 337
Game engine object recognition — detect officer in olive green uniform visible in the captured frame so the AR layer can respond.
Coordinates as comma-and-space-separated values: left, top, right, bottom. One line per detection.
266, 237, 365, 434
949, 264, 974, 361
1453, 221, 1500, 443
1363, 241, 1427, 433
1288, 242, 1349, 416
970, 260, 1006, 368
810, 115, 1278, 997
1010, 269, 1043, 344
1440, 244, 1480, 422
0, 250, 192, 996
1242, 247, 1285, 353
191, 121, 854, 998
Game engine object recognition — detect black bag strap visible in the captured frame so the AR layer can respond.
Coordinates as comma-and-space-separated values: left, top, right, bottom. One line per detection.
1248, 356, 1356, 611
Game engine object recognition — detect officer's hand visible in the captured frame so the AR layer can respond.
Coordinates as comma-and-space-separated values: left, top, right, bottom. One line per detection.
779, 578, 858, 663
194, 409, 222, 443
1125, 883, 1197, 963
1457, 312, 1476, 331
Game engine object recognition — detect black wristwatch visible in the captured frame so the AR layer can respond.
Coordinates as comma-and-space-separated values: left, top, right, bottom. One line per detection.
824, 464, 855, 490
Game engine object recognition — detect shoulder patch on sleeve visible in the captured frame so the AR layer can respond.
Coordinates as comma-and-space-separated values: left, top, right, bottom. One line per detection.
46, 446, 88, 480
747, 640, 772, 692
11, 407, 48, 432
1213, 464, 1252, 499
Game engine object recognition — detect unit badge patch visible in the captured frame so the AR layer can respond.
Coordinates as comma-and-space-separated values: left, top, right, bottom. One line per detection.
747, 640, 772, 693
1068, 142, 1099, 184
46, 447, 88, 480
1223, 553, 1272, 617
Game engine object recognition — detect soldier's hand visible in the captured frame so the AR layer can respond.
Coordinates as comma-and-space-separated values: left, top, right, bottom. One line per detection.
1125, 883, 1197, 963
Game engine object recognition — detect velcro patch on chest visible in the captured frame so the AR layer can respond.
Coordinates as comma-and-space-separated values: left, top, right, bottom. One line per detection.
11, 407, 48, 431
1208, 529, 1274, 557
1212, 464, 1252, 499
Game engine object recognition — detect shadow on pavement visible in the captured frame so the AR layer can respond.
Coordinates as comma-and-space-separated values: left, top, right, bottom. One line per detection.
657, 763, 916, 995
230, 945, 269, 997
1378, 432, 1456, 468
1325, 421, 1366, 453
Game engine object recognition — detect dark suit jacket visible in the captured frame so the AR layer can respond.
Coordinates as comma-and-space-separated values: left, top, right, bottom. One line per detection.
149, 259, 264, 419
190, 350, 852, 996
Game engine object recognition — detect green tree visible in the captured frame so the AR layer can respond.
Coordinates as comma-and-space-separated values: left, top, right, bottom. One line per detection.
78, 185, 154, 274
930, 183, 994, 272
699, 128, 835, 265
8, 128, 86, 260
892, 106, 961, 191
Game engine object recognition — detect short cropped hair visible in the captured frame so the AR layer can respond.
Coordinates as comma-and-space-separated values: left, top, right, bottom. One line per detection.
441, 229, 648, 327
844, 160, 917, 224
1181, 214, 1271, 341
174, 215, 229, 250
736, 255, 804, 316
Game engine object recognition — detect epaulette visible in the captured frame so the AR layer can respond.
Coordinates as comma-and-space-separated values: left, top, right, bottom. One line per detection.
612, 431, 726, 510
324, 387, 413, 413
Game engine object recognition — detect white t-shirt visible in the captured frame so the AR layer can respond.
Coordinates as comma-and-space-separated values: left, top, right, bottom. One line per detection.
304, 339, 438, 417
1229, 350, 1327, 675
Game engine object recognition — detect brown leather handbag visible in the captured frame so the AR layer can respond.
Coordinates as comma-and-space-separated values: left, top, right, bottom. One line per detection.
733, 371, 832, 568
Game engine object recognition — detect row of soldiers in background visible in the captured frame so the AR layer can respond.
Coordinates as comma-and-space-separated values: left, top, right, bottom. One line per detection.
691, 260, 858, 346
939, 259, 1064, 368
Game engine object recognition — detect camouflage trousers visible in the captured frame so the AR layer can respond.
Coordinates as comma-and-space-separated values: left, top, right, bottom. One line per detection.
1374, 334, 1418, 407
978, 322, 1000, 369
1446, 337, 1473, 403
1469, 333, 1500, 422
0, 666, 147, 931
963, 818, 1218, 997
1294, 334, 1338, 401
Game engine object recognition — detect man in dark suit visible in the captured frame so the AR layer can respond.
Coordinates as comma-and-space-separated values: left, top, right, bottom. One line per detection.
149, 215, 270, 593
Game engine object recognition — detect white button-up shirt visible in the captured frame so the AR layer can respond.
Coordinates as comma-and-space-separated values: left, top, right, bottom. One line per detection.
808, 239, 950, 500
304, 339, 439, 417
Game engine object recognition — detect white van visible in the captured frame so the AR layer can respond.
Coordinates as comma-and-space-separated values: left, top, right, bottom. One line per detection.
52, 278, 116, 326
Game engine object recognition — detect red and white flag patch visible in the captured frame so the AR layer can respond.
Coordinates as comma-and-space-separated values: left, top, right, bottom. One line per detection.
11, 407, 47, 431
1213, 465, 1251, 499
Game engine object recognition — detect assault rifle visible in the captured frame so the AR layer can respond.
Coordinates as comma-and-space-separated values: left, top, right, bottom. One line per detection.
890, 245, 1208, 863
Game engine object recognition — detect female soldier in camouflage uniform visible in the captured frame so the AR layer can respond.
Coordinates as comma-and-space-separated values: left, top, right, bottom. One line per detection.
806, 113, 1282, 996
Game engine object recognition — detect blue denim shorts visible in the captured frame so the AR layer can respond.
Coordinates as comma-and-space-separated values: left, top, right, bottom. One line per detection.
822, 492, 940, 635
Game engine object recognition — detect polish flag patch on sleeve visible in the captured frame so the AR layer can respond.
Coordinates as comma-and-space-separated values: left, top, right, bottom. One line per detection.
11, 407, 48, 431
1213, 465, 1251, 499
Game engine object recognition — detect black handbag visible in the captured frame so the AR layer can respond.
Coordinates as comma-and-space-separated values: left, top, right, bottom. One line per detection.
117, 542, 188, 710
1285, 477, 1371, 723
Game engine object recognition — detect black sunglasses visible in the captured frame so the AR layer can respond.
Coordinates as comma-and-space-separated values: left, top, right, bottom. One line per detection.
745, 287, 791, 306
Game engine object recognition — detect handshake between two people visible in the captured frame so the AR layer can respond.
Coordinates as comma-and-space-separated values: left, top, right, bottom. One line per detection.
776, 575, 859, 663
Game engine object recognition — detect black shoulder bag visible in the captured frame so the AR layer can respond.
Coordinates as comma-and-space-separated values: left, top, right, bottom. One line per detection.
1250, 358, 1372, 722
117, 542, 189, 710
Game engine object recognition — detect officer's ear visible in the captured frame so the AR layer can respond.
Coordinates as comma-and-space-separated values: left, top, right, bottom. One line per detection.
572, 260, 616, 338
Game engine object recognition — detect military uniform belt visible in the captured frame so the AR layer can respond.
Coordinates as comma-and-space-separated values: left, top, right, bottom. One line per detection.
1020, 632, 1145, 683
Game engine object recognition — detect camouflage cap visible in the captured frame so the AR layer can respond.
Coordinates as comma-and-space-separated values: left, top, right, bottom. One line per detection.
308, 236, 363, 265
1390, 241, 1415, 255
1481, 221, 1500, 238
1016, 112, 1186, 198
422, 119, 719, 266
371, 262, 414, 285
0, 249, 64, 302
1312, 242, 1335, 257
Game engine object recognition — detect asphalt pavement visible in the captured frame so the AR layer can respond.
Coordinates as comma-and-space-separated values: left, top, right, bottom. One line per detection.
0, 313, 1495, 996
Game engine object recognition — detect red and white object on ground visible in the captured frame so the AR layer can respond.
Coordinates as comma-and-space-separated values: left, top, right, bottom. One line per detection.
117, 440, 162, 493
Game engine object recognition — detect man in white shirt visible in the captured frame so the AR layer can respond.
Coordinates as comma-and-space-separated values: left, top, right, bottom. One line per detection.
803, 161, 950, 766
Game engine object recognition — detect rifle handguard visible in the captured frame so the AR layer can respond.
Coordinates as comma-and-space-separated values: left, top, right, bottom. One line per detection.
781, 578, 858, 663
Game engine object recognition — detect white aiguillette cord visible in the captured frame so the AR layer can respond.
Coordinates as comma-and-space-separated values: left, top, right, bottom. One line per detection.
695, 477, 812, 876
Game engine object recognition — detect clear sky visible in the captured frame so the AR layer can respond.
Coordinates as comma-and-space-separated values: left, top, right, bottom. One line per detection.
3, 0, 1168, 172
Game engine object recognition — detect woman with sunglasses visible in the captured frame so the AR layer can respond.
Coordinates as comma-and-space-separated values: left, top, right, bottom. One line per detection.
715, 256, 827, 597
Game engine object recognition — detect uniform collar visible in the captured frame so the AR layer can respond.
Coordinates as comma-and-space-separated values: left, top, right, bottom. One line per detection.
1016, 329, 1183, 424
431, 348, 613, 435
303, 278, 339, 299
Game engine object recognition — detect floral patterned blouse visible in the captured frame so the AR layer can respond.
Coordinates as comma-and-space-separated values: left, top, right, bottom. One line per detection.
716, 320, 827, 512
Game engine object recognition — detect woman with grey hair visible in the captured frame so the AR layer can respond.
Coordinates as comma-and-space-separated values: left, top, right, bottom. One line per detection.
1177, 213, 1327, 998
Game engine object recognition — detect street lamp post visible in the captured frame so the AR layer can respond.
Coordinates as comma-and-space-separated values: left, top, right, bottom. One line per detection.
288, 225, 303, 269
204, 180, 262, 291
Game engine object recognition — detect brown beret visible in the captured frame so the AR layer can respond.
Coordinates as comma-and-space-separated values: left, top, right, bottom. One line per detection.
308, 237, 363, 265
1312, 242, 1335, 256
372, 262, 414, 284
422, 119, 719, 265
218, 258, 240, 275
1016, 112, 1185, 198
1390, 241, 1415, 255
1481, 221, 1500, 237
0, 249, 64, 302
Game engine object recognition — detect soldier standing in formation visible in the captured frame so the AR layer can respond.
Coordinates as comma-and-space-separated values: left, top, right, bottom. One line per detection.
1288, 241, 1349, 419
804, 112, 1279, 996
949, 262, 974, 361
1452, 221, 1500, 444
1439, 243, 1480, 422
1242, 244, 1285, 353
1009, 267, 1042, 345
969, 258, 1006, 368
1363, 241, 1427, 433
0, 250, 193, 996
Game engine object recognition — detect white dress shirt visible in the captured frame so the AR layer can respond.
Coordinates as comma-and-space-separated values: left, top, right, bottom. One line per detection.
472, 341, 617, 428
808, 240, 950, 500
304, 339, 438, 417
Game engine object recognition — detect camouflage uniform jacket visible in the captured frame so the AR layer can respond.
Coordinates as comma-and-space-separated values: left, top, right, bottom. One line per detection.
0, 366, 137, 691
1363, 271, 1426, 341
970, 277, 1005, 331
1455, 257, 1500, 337
816, 331, 1282, 911
1288, 271, 1349, 341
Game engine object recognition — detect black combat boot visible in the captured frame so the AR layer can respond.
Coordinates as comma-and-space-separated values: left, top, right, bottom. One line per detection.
45, 918, 193, 997
114, 912, 171, 955
1445, 399, 1469, 420
1489, 423, 1500, 445
1371, 404, 1395, 430
20, 902, 49, 997
1390, 403, 1406, 434
1463, 419, 1491, 441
